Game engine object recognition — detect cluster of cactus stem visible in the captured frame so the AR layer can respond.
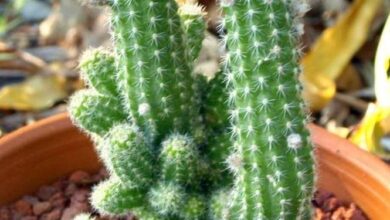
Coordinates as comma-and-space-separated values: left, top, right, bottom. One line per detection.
69, 0, 315, 219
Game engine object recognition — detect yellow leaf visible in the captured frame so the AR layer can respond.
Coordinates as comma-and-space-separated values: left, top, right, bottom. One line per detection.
301, 0, 382, 111
375, 14, 390, 107
349, 15, 390, 158
350, 104, 390, 158
0, 75, 67, 111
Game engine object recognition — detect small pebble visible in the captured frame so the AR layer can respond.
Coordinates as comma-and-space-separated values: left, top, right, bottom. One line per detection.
64, 183, 77, 197
313, 190, 368, 220
0, 207, 11, 220
69, 171, 92, 185
50, 192, 66, 209
33, 202, 52, 215
14, 199, 33, 216
323, 197, 340, 212
22, 196, 39, 205
61, 203, 89, 220
52, 179, 68, 191
37, 186, 58, 200
21, 216, 38, 220
70, 190, 89, 203
41, 208, 62, 220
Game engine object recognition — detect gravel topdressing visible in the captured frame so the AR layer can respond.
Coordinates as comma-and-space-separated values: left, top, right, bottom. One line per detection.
0, 170, 368, 220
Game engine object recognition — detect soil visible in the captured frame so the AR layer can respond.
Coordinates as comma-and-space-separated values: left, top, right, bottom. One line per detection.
0, 170, 368, 220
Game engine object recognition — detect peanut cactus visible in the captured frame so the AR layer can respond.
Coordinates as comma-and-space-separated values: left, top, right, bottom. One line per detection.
217, 0, 316, 219
69, 0, 316, 219
69, 0, 233, 219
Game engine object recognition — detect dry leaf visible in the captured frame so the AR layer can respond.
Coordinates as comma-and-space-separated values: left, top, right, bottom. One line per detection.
349, 15, 390, 158
336, 64, 363, 92
350, 104, 390, 158
301, 0, 382, 111
39, 0, 87, 44
374, 19, 390, 108
0, 75, 67, 111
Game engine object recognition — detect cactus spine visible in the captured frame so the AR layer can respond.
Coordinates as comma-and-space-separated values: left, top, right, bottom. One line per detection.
220, 0, 315, 219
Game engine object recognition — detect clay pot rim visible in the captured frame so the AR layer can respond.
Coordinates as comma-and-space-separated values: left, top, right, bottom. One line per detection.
309, 124, 390, 193
0, 114, 73, 160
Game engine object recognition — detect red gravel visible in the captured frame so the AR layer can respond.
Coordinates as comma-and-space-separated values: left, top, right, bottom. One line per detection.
313, 190, 368, 220
0, 169, 368, 220
0, 169, 134, 220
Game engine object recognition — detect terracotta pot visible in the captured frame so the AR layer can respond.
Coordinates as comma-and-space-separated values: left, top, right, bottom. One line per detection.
0, 113, 389, 219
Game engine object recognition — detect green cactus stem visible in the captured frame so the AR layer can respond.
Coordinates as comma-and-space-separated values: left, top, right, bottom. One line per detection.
179, 3, 207, 62
179, 194, 207, 220
160, 134, 201, 186
69, 90, 126, 135
204, 71, 230, 131
103, 123, 155, 189
110, 0, 205, 141
206, 131, 233, 187
132, 209, 163, 220
209, 189, 230, 219
148, 182, 185, 217
79, 49, 118, 96
91, 178, 145, 215
221, 0, 316, 219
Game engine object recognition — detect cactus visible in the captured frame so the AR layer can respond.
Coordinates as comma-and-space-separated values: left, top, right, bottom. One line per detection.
69, 0, 235, 219
220, 0, 316, 219
69, 0, 316, 219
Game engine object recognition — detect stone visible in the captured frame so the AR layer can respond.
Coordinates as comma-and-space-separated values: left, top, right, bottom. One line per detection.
14, 199, 33, 216
69, 171, 92, 185
0, 207, 11, 220
21, 216, 38, 220
21, 0, 51, 22
64, 183, 77, 197
41, 208, 62, 220
22, 196, 39, 205
70, 190, 89, 203
49, 192, 66, 209
37, 186, 58, 201
33, 202, 52, 215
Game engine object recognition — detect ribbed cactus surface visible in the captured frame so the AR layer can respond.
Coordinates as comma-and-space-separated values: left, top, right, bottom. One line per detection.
220, 0, 316, 219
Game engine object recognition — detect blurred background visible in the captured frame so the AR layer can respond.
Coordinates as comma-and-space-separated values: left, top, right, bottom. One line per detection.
0, 0, 389, 159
